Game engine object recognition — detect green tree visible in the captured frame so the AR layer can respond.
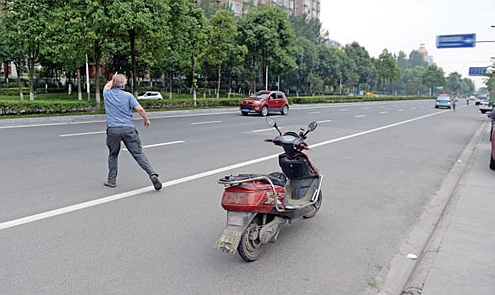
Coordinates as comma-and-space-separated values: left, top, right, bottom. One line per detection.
408, 50, 428, 69
374, 49, 401, 94
485, 59, 495, 102
446, 72, 462, 94
422, 64, 446, 95
106, 0, 170, 97
308, 72, 324, 95
236, 6, 296, 92
402, 67, 424, 95
460, 78, 475, 96
315, 45, 343, 94
204, 10, 243, 98
344, 42, 377, 92
184, 5, 208, 105
0, 0, 52, 100
396, 51, 408, 71
47, 0, 97, 101
293, 37, 318, 95
161, 0, 197, 99
288, 13, 328, 44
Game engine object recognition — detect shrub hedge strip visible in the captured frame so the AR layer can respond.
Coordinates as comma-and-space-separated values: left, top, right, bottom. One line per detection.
0, 95, 432, 117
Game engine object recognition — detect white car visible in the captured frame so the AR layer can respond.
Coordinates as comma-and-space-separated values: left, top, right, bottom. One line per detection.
137, 91, 163, 100
479, 99, 493, 114
435, 94, 451, 109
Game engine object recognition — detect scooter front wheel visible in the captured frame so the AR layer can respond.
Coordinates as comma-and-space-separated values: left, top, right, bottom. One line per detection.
237, 216, 265, 262
303, 190, 322, 219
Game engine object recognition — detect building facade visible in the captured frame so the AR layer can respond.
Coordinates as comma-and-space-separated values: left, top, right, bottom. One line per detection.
200, 0, 320, 19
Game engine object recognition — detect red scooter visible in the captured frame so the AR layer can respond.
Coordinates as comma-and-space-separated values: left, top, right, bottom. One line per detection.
216, 119, 323, 262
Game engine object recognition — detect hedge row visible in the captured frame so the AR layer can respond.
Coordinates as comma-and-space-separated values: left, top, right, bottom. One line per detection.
0, 95, 433, 117
0, 100, 97, 116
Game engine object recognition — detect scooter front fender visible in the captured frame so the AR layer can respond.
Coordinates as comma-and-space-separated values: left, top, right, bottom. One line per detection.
216, 211, 257, 254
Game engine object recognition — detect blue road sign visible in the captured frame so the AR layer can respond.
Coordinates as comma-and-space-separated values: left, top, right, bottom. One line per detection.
468, 67, 487, 76
436, 34, 476, 48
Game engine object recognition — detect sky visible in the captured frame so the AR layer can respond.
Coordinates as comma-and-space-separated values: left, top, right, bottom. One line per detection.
320, 0, 495, 90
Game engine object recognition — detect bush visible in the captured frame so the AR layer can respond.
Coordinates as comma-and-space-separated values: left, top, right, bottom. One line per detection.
0, 100, 97, 116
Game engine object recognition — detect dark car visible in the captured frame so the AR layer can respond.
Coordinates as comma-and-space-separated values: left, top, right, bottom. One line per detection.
240, 90, 289, 116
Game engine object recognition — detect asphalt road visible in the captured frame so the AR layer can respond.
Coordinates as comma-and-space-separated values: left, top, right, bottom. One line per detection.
0, 100, 485, 294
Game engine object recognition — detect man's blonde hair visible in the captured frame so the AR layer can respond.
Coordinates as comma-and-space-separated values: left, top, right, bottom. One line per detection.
112, 74, 127, 88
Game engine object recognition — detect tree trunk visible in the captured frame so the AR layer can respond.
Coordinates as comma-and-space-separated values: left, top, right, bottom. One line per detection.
29, 56, 35, 100
168, 71, 173, 99
191, 52, 197, 106
14, 60, 24, 101
129, 29, 138, 97
77, 69, 82, 101
228, 71, 232, 99
216, 64, 221, 99
94, 41, 101, 110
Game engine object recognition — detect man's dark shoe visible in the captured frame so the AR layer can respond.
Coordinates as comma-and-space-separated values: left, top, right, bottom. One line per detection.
150, 174, 162, 191
103, 180, 117, 188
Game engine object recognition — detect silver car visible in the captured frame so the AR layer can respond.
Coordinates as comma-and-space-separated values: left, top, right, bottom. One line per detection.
435, 95, 451, 109
479, 99, 493, 114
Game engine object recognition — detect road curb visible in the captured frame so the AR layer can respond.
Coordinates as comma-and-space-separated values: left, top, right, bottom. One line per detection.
362, 119, 489, 295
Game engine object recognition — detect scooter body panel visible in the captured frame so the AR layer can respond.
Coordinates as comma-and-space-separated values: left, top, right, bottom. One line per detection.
221, 181, 285, 213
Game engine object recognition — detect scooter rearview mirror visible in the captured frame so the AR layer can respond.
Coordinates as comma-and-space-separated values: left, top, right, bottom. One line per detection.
266, 117, 282, 135
308, 121, 317, 132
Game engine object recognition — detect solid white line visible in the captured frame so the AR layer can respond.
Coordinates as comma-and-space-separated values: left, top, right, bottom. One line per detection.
0, 110, 448, 231
191, 121, 222, 125
0, 120, 105, 129
317, 120, 332, 123
123, 140, 184, 151
355, 115, 366, 118
311, 111, 445, 148
60, 131, 106, 137
0, 154, 277, 231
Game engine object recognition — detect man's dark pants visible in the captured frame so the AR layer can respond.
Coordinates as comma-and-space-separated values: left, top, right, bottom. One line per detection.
106, 126, 157, 183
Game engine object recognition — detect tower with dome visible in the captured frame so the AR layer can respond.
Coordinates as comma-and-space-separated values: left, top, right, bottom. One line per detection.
418, 43, 434, 65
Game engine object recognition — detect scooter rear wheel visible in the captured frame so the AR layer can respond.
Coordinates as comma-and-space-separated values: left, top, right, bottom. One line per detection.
237, 216, 265, 262
303, 190, 322, 219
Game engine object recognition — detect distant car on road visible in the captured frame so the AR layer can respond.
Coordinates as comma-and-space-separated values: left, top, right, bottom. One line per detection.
475, 95, 487, 105
479, 99, 493, 114
435, 94, 451, 109
239, 90, 289, 116
137, 91, 163, 100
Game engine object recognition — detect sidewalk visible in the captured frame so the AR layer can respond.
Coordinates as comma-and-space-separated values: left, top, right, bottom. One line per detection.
404, 121, 495, 294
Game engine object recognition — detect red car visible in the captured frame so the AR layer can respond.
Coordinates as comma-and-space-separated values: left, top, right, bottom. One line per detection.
240, 90, 289, 116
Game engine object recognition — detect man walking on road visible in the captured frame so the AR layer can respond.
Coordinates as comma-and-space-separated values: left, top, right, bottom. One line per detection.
102, 73, 162, 191
452, 94, 459, 113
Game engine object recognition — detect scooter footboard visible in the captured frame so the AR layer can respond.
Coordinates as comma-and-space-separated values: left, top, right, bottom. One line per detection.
216, 212, 257, 254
